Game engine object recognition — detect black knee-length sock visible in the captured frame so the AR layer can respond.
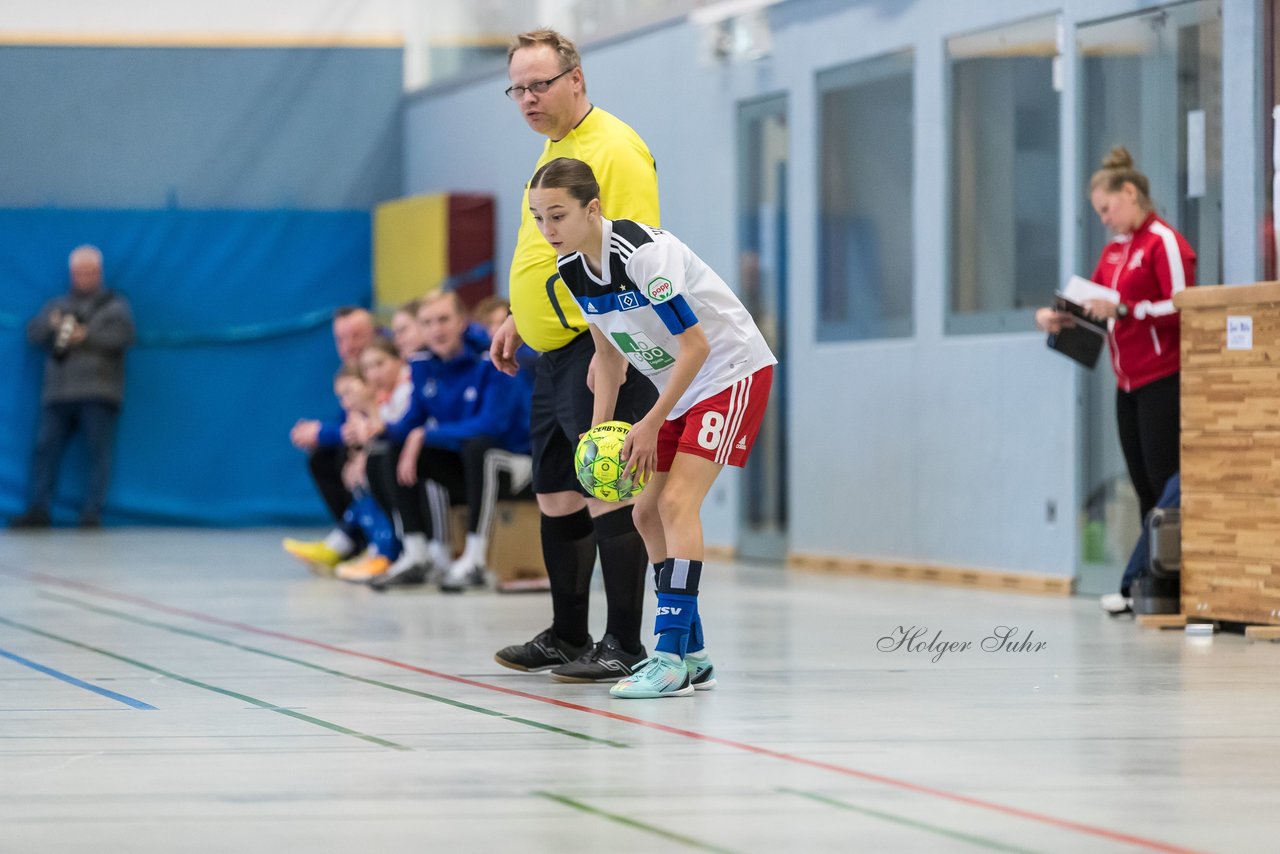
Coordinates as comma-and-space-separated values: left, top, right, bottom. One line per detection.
541, 509, 596, 648
594, 506, 648, 655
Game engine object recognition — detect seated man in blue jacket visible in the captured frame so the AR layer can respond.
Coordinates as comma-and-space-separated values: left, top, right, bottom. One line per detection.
361, 290, 530, 591
285, 307, 379, 569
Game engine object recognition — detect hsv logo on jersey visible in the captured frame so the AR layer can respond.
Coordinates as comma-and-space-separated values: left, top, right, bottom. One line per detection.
618, 291, 642, 311
645, 276, 674, 303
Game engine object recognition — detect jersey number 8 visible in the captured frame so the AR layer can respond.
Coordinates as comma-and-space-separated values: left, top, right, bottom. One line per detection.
697, 412, 725, 450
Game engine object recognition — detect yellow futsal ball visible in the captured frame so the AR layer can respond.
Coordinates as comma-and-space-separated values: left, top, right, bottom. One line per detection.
574, 421, 646, 502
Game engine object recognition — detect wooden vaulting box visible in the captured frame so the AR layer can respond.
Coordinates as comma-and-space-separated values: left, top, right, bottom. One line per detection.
487, 501, 548, 592
448, 502, 547, 592
1176, 281, 1280, 624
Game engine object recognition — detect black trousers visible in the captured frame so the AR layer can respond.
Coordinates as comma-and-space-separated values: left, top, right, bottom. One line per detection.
27, 399, 119, 519
459, 438, 532, 530
529, 331, 658, 495
366, 438, 522, 537
307, 445, 364, 545
1115, 373, 1180, 522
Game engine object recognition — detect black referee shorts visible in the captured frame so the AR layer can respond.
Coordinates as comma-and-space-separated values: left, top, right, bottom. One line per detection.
530, 332, 658, 496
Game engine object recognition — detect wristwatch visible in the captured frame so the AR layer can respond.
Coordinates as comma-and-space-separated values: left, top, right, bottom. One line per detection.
1115, 302, 1129, 319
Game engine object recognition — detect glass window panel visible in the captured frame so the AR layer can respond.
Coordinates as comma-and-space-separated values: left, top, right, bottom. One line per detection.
947, 16, 1060, 332
816, 51, 914, 342
1077, 1, 1222, 285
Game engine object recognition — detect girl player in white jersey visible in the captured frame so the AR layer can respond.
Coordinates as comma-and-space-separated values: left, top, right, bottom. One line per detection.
525, 157, 776, 698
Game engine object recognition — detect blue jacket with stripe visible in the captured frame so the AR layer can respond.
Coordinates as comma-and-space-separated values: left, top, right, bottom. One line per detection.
383, 347, 530, 454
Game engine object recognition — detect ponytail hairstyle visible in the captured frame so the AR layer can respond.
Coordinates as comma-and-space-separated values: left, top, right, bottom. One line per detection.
1089, 146, 1153, 210
529, 157, 601, 209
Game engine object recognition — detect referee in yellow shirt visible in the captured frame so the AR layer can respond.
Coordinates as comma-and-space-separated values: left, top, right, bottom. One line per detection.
491, 29, 660, 683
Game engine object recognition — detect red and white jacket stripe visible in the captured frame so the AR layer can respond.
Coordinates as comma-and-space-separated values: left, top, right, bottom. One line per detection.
1090, 212, 1197, 392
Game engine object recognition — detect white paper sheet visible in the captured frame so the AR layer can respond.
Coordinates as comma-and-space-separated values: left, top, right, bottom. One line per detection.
1227, 316, 1253, 350
1060, 275, 1119, 305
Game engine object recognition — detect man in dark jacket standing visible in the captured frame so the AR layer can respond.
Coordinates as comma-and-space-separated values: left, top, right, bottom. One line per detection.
10, 245, 136, 528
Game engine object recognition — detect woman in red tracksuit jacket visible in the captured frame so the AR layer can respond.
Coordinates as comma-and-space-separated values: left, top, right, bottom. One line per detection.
1038, 147, 1196, 596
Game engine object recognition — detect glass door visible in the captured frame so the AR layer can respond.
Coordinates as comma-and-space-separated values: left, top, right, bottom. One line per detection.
736, 95, 789, 562
1075, 0, 1222, 594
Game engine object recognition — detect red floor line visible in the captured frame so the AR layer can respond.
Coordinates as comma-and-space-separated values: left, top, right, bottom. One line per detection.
0, 566, 1202, 854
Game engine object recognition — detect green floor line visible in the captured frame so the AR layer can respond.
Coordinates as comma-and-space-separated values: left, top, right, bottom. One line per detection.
779, 787, 1042, 854
0, 614, 408, 752
534, 791, 742, 854
41, 591, 628, 750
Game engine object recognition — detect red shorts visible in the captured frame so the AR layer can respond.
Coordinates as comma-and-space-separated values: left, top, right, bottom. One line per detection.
656, 365, 773, 472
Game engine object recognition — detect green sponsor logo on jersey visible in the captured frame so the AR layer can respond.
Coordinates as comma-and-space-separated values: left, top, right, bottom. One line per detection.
610, 331, 675, 372
645, 276, 674, 303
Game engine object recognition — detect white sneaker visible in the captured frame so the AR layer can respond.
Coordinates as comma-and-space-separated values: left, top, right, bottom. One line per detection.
439, 557, 486, 593
426, 540, 453, 573
1100, 593, 1133, 615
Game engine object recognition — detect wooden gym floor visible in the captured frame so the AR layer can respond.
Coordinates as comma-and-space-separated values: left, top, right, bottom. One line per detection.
1, 528, 1276, 853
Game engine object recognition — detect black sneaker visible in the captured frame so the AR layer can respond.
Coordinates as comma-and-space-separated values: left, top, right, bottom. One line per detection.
8, 510, 51, 530
550, 634, 647, 683
369, 562, 429, 592
494, 627, 592, 673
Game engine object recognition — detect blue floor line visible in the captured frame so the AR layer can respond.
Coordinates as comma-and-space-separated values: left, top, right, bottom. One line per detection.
0, 646, 157, 710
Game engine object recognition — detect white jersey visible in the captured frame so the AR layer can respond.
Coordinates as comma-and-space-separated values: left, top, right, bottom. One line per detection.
378, 368, 413, 423
556, 218, 776, 419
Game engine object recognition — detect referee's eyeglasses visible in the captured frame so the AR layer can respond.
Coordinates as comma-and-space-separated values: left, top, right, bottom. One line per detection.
505, 67, 574, 100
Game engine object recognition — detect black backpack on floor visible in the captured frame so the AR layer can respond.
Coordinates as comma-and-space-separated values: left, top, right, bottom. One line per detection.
1131, 507, 1180, 615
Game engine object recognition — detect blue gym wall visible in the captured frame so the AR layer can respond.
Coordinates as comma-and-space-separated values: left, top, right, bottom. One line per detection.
401, 0, 1261, 579
0, 209, 371, 526
0, 45, 402, 525
0, 45, 402, 208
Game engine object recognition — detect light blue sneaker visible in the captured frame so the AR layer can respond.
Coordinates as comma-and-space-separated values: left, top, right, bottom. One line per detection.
609, 652, 693, 699
685, 651, 716, 690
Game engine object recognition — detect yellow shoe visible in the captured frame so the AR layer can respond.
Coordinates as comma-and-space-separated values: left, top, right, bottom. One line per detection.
283, 538, 344, 575
336, 554, 391, 582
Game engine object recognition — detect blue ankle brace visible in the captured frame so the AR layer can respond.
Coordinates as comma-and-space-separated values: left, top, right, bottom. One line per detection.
655, 591, 697, 656
686, 615, 705, 654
